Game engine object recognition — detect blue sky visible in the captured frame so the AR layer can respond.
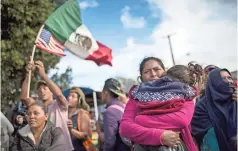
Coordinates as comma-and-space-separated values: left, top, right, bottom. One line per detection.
80, 0, 160, 49
50, 0, 237, 91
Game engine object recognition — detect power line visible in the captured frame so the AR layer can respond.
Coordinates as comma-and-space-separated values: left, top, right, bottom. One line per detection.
167, 34, 175, 66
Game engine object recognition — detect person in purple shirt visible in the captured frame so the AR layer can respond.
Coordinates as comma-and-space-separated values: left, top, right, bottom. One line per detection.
101, 78, 131, 151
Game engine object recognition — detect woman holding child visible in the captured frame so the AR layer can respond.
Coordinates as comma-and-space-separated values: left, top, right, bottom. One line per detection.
120, 57, 199, 151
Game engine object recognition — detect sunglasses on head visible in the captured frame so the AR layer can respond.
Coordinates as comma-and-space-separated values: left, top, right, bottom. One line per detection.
188, 62, 203, 75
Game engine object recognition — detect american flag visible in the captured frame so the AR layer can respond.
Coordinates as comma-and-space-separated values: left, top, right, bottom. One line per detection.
36, 29, 66, 56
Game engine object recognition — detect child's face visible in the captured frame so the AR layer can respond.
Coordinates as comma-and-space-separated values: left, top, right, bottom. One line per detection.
16, 115, 24, 125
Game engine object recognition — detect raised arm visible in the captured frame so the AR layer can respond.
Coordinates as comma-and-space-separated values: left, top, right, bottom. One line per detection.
20, 57, 35, 106
35, 60, 67, 109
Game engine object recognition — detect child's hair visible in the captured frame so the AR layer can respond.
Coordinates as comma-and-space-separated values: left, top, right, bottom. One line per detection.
165, 64, 202, 86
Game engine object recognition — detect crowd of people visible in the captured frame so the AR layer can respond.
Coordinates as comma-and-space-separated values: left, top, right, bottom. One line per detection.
0, 56, 237, 151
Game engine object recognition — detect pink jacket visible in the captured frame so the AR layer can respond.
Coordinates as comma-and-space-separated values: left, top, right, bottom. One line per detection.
120, 99, 198, 151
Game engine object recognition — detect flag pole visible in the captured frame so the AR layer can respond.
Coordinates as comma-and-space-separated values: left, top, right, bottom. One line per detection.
27, 24, 45, 98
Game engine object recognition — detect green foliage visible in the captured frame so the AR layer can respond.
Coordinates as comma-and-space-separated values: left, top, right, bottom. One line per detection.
1, 0, 72, 108
50, 67, 73, 90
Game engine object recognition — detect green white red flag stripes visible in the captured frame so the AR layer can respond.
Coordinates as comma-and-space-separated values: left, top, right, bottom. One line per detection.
37, 0, 112, 66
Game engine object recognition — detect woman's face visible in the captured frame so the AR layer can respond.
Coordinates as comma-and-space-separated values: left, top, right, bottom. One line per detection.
27, 105, 48, 129
220, 70, 233, 85
141, 60, 165, 82
67, 92, 78, 108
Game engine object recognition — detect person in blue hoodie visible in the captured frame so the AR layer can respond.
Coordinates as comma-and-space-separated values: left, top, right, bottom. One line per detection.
101, 78, 131, 151
192, 68, 237, 151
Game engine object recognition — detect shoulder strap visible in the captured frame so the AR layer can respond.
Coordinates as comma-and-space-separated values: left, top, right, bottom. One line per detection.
77, 110, 82, 132
108, 105, 124, 113
77, 110, 92, 135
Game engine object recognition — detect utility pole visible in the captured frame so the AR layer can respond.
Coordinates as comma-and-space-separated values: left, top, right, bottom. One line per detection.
167, 34, 176, 66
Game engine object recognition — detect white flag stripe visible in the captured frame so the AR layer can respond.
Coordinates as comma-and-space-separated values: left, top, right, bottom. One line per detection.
37, 38, 65, 56
51, 36, 65, 49
49, 37, 64, 53
48, 40, 64, 53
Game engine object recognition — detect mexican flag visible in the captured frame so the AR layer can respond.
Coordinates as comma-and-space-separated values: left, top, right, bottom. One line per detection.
43, 0, 112, 66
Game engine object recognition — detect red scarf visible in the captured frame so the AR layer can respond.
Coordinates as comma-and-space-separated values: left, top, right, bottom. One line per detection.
136, 99, 185, 115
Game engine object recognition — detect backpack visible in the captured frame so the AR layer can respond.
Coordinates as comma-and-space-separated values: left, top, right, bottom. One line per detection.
108, 105, 133, 148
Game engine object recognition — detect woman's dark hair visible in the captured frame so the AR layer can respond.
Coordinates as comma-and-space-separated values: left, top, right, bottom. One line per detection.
220, 68, 232, 76
139, 57, 165, 76
28, 101, 48, 114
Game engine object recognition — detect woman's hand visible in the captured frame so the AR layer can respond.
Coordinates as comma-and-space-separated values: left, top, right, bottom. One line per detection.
161, 130, 180, 148
67, 119, 73, 132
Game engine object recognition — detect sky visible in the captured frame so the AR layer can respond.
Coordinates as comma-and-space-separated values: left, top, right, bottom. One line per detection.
49, 0, 237, 91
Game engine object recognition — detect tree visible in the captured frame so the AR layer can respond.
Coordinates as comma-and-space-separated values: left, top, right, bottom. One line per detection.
50, 67, 73, 90
1, 0, 68, 108
115, 77, 138, 94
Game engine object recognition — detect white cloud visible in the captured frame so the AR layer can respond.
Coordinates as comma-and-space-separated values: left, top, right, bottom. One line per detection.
54, 0, 237, 91
147, 0, 237, 69
79, 0, 98, 9
120, 6, 146, 29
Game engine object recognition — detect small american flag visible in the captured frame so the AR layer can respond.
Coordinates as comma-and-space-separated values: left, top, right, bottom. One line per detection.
36, 29, 66, 56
